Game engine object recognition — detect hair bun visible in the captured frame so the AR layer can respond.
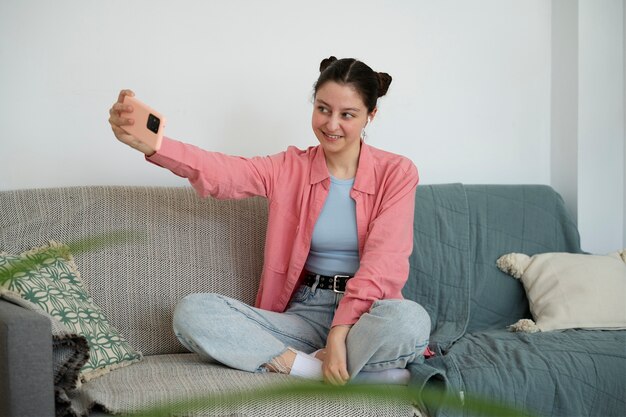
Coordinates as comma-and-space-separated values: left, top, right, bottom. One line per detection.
319, 56, 338, 73
377, 72, 392, 97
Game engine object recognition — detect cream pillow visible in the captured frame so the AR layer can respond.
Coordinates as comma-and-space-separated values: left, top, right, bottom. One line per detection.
496, 250, 626, 332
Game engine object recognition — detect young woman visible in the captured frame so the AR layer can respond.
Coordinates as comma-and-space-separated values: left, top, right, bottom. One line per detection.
108, 56, 431, 386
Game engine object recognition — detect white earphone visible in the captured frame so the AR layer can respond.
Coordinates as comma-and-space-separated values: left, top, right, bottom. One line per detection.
362, 117, 371, 140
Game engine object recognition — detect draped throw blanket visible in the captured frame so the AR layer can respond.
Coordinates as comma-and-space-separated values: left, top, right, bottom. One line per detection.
403, 184, 626, 417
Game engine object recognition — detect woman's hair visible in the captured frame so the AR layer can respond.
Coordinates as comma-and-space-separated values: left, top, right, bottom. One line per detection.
314, 56, 392, 113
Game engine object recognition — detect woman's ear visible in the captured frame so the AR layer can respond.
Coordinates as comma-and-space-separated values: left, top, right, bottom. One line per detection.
367, 107, 378, 125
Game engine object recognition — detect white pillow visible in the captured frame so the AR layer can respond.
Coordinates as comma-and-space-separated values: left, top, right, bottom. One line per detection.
496, 250, 626, 332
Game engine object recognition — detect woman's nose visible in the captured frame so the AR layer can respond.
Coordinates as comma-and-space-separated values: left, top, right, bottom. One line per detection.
326, 115, 340, 132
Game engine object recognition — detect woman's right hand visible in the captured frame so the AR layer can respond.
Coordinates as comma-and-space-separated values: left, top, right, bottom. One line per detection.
108, 89, 156, 156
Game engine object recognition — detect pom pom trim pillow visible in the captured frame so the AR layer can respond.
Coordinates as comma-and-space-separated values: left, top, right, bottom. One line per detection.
497, 250, 626, 332
0, 241, 142, 381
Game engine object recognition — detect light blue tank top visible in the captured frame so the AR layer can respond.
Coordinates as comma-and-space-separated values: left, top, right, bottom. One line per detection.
304, 175, 359, 276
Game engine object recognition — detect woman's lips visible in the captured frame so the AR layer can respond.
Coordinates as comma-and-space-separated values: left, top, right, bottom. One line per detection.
323, 131, 343, 140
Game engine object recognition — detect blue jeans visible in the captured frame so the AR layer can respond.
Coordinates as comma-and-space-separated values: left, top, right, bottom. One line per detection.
173, 281, 431, 377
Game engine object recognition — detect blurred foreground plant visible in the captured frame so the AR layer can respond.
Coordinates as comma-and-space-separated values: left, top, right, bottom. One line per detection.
0, 230, 146, 287
126, 379, 533, 417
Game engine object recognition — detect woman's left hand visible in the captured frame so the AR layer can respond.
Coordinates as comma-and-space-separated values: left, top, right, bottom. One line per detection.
322, 325, 352, 385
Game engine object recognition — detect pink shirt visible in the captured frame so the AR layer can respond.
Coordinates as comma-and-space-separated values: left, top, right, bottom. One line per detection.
147, 137, 419, 327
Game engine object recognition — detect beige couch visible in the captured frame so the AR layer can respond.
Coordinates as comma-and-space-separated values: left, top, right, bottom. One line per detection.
0, 186, 421, 417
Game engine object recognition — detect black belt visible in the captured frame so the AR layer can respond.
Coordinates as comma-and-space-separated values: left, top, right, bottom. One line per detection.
303, 273, 352, 293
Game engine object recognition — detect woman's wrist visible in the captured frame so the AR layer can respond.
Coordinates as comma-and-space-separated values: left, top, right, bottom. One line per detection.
327, 325, 351, 343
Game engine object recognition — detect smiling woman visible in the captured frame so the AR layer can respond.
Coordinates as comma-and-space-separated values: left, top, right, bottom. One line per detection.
310, 57, 392, 179
107, 55, 430, 388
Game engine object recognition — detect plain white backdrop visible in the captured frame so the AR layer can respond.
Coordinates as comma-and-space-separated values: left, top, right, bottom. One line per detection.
0, 0, 623, 253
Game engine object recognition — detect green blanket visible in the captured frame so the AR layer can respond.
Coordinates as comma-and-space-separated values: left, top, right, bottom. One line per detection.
431, 329, 626, 417
403, 184, 625, 417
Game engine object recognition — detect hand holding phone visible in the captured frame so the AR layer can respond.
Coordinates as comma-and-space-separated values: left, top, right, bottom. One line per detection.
118, 95, 167, 153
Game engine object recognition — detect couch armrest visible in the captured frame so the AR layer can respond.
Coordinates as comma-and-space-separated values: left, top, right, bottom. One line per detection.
0, 298, 55, 417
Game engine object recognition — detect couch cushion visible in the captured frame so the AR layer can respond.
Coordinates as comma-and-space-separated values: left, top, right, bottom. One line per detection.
497, 250, 626, 331
0, 241, 142, 381
70, 353, 417, 417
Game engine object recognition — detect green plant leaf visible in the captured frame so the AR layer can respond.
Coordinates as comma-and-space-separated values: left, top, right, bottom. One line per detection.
0, 231, 146, 287
124, 380, 533, 417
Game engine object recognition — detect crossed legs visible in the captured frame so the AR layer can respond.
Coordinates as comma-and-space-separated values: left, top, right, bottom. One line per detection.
172, 290, 430, 381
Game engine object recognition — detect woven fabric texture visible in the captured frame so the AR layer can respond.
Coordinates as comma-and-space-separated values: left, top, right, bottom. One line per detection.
0, 186, 268, 356
70, 353, 415, 417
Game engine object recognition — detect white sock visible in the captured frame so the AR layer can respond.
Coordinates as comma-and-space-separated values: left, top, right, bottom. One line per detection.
351, 368, 411, 385
310, 348, 323, 359
289, 351, 324, 381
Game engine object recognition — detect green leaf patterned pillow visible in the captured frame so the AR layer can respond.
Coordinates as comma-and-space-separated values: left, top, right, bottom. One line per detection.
0, 241, 142, 382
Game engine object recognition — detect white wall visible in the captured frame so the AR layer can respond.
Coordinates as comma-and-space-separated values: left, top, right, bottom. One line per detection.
0, 0, 551, 190
0, 0, 624, 252
550, 0, 626, 254
551, 0, 579, 223
577, 0, 624, 254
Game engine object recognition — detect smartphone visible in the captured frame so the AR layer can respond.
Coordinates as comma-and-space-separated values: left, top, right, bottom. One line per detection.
120, 95, 167, 153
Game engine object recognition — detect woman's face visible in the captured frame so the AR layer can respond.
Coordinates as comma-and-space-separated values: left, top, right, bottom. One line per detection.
312, 81, 376, 161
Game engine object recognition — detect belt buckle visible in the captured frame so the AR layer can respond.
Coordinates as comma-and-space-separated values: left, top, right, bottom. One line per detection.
332, 275, 350, 293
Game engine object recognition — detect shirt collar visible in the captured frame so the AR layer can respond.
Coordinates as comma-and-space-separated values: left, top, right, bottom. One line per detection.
310, 146, 329, 185
310, 142, 376, 195
353, 142, 375, 194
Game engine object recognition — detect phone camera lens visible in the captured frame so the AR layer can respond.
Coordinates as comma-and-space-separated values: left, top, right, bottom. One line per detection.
147, 114, 161, 134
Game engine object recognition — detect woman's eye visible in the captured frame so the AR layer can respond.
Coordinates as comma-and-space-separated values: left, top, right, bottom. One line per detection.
318, 106, 328, 113
342, 113, 355, 119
